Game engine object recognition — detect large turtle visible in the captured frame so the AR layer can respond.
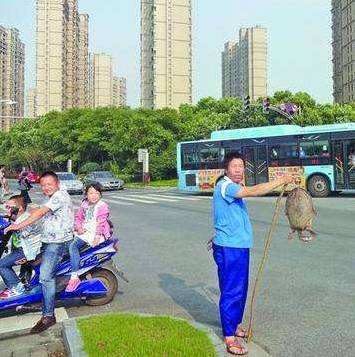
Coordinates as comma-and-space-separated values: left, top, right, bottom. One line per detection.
285, 187, 317, 242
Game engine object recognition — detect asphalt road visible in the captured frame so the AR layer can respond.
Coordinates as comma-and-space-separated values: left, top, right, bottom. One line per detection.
4, 183, 355, 356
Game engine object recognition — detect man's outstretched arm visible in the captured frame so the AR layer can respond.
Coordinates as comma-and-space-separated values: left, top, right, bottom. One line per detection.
4, 206, 50, 233
236, 175, 294, 198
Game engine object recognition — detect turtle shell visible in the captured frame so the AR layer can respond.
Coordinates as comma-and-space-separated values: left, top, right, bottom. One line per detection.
285, 187, 316, 231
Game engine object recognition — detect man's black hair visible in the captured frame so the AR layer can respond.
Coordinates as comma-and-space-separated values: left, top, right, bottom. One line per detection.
223, 152, 245, 170
40, 171, 59, 181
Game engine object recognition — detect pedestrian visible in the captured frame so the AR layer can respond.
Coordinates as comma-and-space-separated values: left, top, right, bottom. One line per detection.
18, 171, 32, 205
0, 165, 9, 199
212, 152, 294, 355
5, 171, 74, 333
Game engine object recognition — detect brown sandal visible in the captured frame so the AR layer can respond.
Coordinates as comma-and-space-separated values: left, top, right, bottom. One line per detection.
235, 326, 249, 339
225, 339, 248, 355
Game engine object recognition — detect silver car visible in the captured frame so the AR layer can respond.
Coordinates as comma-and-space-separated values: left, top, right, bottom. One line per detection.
83, 171, 124, 191
56, 172, 84, 194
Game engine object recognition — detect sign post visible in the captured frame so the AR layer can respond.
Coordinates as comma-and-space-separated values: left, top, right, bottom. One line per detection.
138, 149, 150, 184
67, 159, 72, 173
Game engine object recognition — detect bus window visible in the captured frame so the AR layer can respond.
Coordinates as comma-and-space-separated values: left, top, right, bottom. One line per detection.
199, 147, 219, 168
314, 141, 330, 158
268, 144, 299, 166
181, 145, 198, 170
299, 141, 313, 158
299, 140, 330, 165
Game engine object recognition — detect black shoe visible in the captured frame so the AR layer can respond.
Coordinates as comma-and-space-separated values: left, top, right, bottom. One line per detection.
30, 315, 56, 334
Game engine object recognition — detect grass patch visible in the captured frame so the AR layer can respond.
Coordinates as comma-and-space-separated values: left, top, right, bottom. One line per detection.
77, 314, 217, 357
125, 179, 177, 188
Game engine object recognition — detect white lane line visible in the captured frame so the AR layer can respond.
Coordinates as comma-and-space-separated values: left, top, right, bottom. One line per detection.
104, 197, 134, 206
146, 194, 200, 201
109, 196, 157, 204
127, 194, 178, 202
69, 196, 134, 206
197, 195, 213, 199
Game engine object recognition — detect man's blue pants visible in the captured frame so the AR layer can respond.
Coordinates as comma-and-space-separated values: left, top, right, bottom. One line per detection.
213, 244, 250, 337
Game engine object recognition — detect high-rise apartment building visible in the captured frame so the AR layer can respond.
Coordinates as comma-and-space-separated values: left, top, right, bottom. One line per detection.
141, 0, 192, 109
222, 26, 267, 101
118, 77, 127, 106
112, 76, 119, 107
26, 88, 37, 117
90, 53, 113, 108
36, 0, 89, 115
113, 76, 127, 107
0, 26, 25, 132
332, 0, 355, 103
78, 14, 89, 107
222, 41, 237, 98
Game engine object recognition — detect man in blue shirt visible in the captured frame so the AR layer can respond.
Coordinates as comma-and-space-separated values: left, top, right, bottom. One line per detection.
213, 152, 294, 355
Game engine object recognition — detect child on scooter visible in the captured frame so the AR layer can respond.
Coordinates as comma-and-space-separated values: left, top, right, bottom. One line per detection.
66, 183, 111, 292
0, 195, 42, 298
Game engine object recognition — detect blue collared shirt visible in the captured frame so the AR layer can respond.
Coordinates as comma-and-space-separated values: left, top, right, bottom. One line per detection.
213, 176, 253, 248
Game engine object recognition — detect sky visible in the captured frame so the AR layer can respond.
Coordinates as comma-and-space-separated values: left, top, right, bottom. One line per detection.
0, 0, 333, 106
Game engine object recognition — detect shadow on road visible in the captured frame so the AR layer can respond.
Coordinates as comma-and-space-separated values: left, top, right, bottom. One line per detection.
158, 273, 221, 330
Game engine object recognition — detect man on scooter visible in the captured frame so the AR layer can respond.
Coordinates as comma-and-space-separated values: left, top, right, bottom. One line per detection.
5, 171, 73, 333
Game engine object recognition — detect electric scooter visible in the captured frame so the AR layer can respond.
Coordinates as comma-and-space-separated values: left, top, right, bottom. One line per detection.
0, 215, 122, 312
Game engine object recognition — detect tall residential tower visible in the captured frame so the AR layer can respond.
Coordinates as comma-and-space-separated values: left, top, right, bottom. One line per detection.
332, 0, 355, 103
36, 0, 89, 115
0, 26, 25, 131
90, 53, 113, 108
140, 0, 192, 109
222, 26, 267, 100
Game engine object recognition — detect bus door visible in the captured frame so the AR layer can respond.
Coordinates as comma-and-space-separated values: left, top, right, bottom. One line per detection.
243, 144, 268, 186
345, 140, 355, 189
333, 140, 355, 189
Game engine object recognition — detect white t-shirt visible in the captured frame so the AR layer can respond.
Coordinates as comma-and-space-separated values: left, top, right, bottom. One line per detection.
42, 190, 74, 243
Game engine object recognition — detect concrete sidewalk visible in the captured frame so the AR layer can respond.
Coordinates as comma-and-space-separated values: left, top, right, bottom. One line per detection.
0, 308, 68, 356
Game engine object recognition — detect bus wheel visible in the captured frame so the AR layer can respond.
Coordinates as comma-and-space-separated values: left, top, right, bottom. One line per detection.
307, 175, 330, 198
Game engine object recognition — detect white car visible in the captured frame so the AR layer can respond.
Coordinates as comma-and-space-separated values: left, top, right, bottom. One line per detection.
56, 172, 84, 195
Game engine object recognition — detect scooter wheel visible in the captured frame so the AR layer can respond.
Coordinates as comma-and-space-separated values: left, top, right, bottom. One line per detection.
85, 268, 118, 306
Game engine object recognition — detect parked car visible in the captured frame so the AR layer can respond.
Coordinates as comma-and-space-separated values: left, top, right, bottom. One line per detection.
17, 171, 40, 184
83, 171, 124, 191
56, 172, 84, 194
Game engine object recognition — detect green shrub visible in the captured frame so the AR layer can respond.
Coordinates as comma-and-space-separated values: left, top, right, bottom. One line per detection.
79, 162, 101, 175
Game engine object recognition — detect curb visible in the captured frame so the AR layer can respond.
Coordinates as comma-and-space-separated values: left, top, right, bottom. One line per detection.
63, 318, 87, 357
62, 313, 270, 357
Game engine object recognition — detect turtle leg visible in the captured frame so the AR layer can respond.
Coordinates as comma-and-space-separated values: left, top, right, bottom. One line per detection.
307, 228, 317, 241
288, 229, 296, 240
300, 228, 316, 242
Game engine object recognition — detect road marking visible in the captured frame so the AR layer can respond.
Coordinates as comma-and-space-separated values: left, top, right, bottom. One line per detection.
128, 194, 178, 202
109, 196, 157, 204
104, 197, 134, 206
145, 194, 201, 201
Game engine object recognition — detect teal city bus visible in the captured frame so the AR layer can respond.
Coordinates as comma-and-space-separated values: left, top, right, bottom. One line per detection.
176, 123, 355, 197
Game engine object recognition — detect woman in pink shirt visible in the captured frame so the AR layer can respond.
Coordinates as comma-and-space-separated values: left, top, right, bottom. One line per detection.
66, 183, 111, 292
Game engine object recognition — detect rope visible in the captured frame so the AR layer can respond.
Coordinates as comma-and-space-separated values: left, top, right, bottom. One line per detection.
247, 185, 287, 343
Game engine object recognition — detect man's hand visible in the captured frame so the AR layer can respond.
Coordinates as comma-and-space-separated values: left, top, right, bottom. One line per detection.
15, 257, 27, 265
282, 175, 295, 185
4, 223, 20, 234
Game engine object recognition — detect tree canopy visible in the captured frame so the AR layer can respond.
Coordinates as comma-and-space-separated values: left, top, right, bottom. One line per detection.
1, 92, 354, 180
